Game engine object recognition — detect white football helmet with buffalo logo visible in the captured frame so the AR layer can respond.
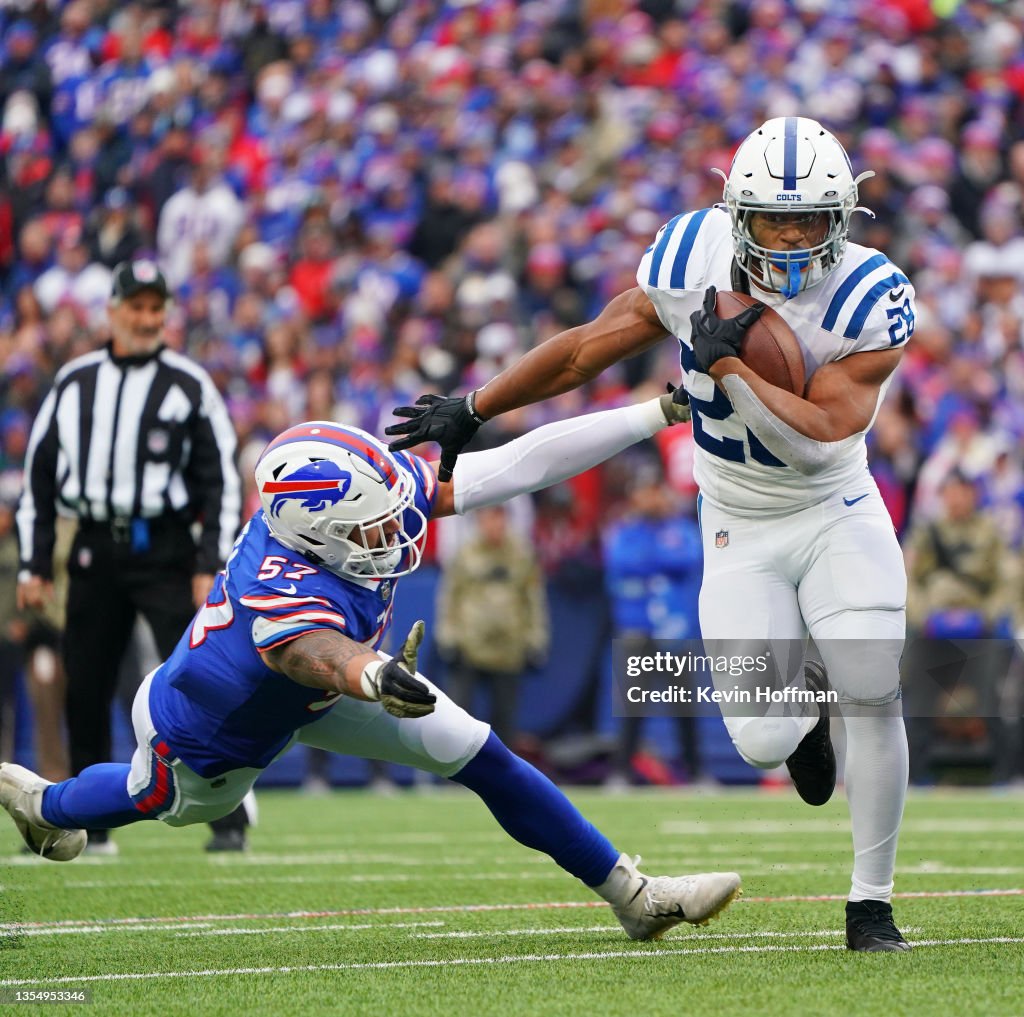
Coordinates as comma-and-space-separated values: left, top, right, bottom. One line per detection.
255, 422, 428, 579
715, 117, 874, 298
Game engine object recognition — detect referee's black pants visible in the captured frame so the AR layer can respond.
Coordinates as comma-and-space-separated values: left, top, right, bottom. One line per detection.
64, 518, 246, 835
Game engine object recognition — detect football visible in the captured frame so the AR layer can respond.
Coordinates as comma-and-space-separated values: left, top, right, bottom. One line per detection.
714, 291, 806, 395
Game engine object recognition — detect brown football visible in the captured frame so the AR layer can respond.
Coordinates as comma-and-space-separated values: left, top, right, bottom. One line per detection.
714, 291, 806, 396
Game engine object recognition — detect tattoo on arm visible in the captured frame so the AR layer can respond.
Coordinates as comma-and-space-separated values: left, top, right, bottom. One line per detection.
264, 630, 371, 693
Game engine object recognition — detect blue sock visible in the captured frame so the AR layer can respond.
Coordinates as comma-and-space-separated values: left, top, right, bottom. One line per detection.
42, 764, 150, 829
451, 732, 619, 886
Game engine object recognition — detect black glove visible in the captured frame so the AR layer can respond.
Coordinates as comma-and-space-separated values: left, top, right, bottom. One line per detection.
689, 286, 765, 374
659, 382, 691, 424
364, 620, 437, 718
385, 393, 485, 483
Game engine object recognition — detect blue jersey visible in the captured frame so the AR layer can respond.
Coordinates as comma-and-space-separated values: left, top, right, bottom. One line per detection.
148, 452, 437, 776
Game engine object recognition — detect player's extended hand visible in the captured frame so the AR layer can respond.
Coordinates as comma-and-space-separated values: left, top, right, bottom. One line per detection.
385, 393, 484, 482
362, 620, 437, 719
659, 383, 691, 425
689, 286, 765, 374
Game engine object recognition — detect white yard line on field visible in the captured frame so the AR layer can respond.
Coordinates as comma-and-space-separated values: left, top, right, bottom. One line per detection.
12, 923, 215, 938
173, 921, 445, 938
60, 870, 562, 889
0, 921, 446, 940
661, 819, 1024, 835
3, 889, 1021, 934
203, 853, 551, 867
412, 926, 922, 941
55, 862, 1024, 889
1, 938, 1022, 987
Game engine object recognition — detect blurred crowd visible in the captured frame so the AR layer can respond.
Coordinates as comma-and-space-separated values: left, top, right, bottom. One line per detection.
1, 0, 1024, 779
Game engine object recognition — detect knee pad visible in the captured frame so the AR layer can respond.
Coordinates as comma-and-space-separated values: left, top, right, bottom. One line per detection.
727, 715, 806, 768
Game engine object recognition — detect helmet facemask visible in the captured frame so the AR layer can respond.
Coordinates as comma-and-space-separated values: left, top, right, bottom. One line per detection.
715, 117, 873, 299
730, 203, 851, 299
321, 469, 427, 579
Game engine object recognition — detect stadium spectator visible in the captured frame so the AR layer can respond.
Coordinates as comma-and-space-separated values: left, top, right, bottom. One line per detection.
904, 470, 1012, 785
88, 187, 147, 270
15, 260, 250, 854
156, 148, 244, 289
33, 225, 110, 329
602, 460, 708, 788
435, 502, 548, 747
0, 22, 52, 120
0, 495, 73, 784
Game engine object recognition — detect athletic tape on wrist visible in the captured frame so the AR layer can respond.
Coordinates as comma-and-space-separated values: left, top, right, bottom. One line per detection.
359, 660, 383, 700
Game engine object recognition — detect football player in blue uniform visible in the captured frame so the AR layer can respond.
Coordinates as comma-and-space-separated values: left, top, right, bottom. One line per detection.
0, 395, 742, 941
387, 118, 914, 952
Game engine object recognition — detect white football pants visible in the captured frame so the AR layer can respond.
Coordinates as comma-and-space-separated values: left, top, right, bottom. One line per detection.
698, 484, 909, 902
127, 665, 489, 828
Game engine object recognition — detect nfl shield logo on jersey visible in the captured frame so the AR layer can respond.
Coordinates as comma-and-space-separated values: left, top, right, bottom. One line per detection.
715, 529, 729, 549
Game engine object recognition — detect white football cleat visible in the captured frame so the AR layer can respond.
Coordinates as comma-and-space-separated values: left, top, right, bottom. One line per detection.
600, 854, 742, 941
0, 763, 86, 862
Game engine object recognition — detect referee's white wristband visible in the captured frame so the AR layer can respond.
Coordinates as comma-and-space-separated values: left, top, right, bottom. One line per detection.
359, 660, 384, 700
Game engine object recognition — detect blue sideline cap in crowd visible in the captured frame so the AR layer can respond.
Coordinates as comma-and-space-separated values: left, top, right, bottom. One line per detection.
111, 260, 169, 301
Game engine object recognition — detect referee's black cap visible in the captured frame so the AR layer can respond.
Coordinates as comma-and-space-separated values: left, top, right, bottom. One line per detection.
111, 260, 169, 301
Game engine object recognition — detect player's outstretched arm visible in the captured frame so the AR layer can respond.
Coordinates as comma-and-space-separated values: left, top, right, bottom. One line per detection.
262, 622, 436, 718
428, 390, 690, 518
386, 287, 668, 480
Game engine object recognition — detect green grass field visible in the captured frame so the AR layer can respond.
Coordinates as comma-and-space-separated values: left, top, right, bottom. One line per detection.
1, 787, 1021, 1016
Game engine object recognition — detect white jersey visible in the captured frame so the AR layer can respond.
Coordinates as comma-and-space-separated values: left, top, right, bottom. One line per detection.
636, 207, 915, 516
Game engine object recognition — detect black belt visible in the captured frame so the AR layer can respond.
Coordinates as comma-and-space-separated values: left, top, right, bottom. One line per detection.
79, 515, 186, 550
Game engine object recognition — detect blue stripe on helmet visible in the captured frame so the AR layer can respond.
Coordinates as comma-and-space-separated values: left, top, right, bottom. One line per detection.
821, 254, 889, 331
783, 117, 798, 190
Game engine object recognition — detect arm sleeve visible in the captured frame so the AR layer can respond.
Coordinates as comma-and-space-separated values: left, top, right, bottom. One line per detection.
719, 375, 861, 476
16, 387, 61, 578
453, 398, 668, 515
185, 372, 242, 573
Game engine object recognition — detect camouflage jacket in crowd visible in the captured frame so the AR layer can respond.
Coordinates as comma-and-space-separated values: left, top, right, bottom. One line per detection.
435, 536, 549, 674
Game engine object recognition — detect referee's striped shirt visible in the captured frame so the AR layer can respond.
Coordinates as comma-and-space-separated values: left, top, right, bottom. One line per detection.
17, 342, 242, 578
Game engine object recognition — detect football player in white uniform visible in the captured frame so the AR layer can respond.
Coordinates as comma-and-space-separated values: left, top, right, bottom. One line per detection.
388, 117, 914, 952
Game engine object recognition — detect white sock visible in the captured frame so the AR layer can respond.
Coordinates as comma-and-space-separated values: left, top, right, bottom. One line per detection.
844, 713, 908, 902
593, 853, 640, 905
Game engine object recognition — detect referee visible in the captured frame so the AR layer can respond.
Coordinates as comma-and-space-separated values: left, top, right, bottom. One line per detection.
15, 260, 251, 853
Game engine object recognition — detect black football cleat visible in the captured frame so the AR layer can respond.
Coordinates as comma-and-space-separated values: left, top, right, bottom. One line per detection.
204, 829, 247, 852
785, 660, 836, 806
846, 900, 912, 952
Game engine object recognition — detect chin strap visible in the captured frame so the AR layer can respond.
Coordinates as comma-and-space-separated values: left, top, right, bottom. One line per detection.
720, 375, 860, 475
